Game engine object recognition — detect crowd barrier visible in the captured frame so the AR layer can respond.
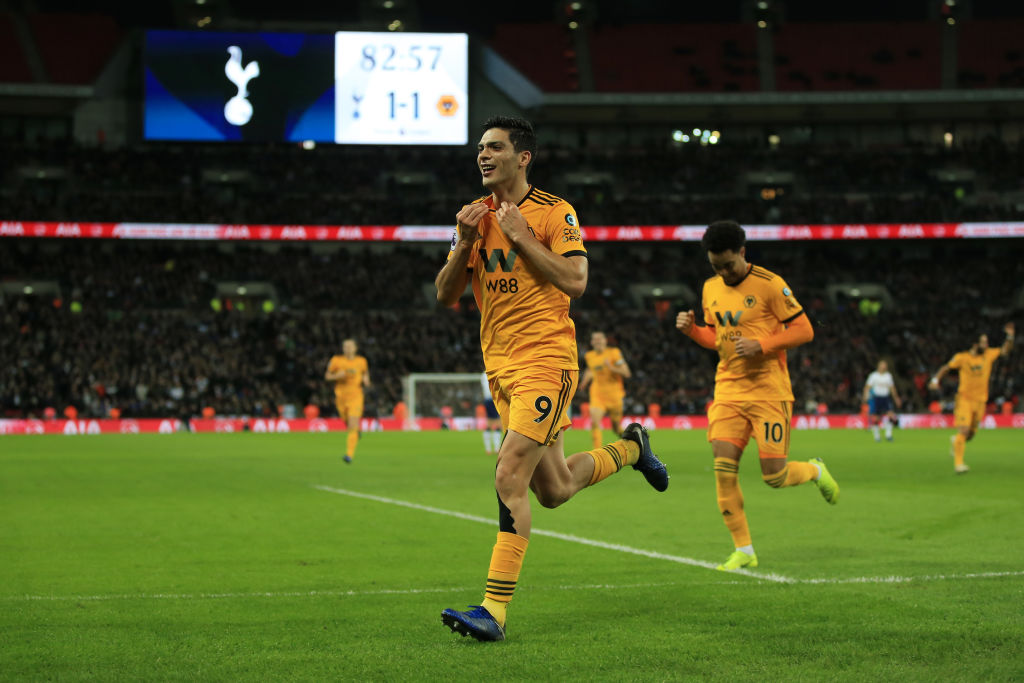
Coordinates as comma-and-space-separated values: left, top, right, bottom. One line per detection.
2, 414, 1022, 435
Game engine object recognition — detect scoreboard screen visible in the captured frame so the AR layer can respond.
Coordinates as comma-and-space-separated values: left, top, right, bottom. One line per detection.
334, 32, 467, 145
144, 30, 468, 145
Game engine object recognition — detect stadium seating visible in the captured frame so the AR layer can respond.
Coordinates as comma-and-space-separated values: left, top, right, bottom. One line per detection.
0, 14, 33, 82
957, 19, 1024, 88
27, 13, 122, 84
589, 23, 758, 92
773, 22, 941, 91
1, 239, 1020, 421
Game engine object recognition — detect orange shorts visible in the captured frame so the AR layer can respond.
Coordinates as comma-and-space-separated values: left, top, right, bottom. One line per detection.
589, 390, 624, 419
707, 400, 793, 459
954, 397, 985, 430
335, 393, 364, 421
490, 367, 577, 446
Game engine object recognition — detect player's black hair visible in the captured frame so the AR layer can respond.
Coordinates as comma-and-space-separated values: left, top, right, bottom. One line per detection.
701, 220, 746, 254
481, 115, 537, 176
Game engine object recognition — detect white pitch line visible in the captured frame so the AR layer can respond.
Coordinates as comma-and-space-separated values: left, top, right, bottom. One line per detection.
313, 484, 796, 583
0, 581, 688, 603
313, 485, 1024, 587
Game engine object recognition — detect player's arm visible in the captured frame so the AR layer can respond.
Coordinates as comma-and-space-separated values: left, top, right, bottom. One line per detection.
578, 368, 593, 393
1000, 322, 1015, 357
891, 380, 902, 408
676, 310, 717, 349
436, 204, 488, 306
737, 312, 814, 358
929, 359, 956, 389
862, 379, 872, 403
495, 201, 587, 298
611, 356, 632, 379
324, 361, 344, 381
363, 368, 371, 388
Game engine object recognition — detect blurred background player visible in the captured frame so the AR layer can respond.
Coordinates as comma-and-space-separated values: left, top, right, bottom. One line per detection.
578, 331, 632, 448
481, 371, 502, 455
862, 359, 902, 442
929, 323, 1015, 474
435, 115, 668, 642
676, 220, 839, 572
324, 338, 370, 463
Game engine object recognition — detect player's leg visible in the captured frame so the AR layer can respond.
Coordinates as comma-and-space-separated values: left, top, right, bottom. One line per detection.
442, 368, 570, 641
884, 409, 896, 441
707, 401, 757, 570
754, 401, 839, 504
607, 400, 625, 439
951, 397, 973, 473
589, 401, 606, 449
335, 398, 353, 463
344, 396, 363, 462
869, 399, 881, 441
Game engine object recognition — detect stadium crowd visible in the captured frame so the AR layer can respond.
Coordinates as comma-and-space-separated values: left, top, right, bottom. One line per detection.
4, 137, 1024, 226
1, 238, 1020, 420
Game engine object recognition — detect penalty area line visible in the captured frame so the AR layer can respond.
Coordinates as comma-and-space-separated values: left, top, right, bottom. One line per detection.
312, 484, 795, 584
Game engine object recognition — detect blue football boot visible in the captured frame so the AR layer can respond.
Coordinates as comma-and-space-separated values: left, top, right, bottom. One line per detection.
622, 423, 669, 492
441, 605, 505, 642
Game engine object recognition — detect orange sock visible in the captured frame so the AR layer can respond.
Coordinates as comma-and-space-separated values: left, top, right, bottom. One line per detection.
480, 531, 528, 627
714, 457, 751, 548
591, 427, 602, 449
586, 439, 640, 485
346, 429, 359, 458
762, 461, 818, 488
953, 433, 967, 467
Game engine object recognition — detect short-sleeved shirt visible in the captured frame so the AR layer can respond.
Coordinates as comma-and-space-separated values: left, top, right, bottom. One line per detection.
448, 186, 586, 374
701, 264, 804, 401
865, 371, 895, 397
584, 347, 626, 397
328, 355, 368, 396
948, 348, 1001, 402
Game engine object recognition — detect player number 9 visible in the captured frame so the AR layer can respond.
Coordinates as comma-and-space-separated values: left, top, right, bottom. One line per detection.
533, 396, 552, 423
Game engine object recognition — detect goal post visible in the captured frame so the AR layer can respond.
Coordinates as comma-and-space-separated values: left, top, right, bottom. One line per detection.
403, 373, 487, 424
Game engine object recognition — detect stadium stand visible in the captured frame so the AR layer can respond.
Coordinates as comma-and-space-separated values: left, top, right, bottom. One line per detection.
1, 239, 1020, 421
0, 13, 33, 83
588, 23, 758, 92
957, 19, 1024, 89
26, 13, 123, 84
773, 22, 941, 91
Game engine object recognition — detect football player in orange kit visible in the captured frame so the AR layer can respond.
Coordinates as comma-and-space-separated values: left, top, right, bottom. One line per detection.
929, 323, 1015, 473
324, 338, 369, 463
435, 116, 668, 641
676, 220, 839, 572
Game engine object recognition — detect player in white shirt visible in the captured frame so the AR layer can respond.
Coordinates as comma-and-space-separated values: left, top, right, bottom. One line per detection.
862, 360, 902, 442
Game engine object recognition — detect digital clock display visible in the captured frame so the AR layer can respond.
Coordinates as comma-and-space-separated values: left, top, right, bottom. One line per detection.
334, 31, 468, 145
143, 29, 467, 145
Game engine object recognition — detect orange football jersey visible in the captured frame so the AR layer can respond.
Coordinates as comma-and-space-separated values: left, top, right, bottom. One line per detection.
448, 186, 586, 373
701, 264, 806, 401
948, 348, 1001, 402
327, 355, 368, 396
585, 347, 626, 398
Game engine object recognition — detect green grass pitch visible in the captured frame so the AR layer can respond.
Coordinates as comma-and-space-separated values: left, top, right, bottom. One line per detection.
2, 428, 1022, 681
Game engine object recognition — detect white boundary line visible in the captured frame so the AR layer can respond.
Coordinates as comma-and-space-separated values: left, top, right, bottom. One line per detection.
4, 571, 1023, 603
313, 485, 1024, 587
312, 484, 794, 584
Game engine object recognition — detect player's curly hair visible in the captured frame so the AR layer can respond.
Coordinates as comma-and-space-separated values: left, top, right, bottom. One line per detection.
482, 115, 537, 176
702, 220, 746, 254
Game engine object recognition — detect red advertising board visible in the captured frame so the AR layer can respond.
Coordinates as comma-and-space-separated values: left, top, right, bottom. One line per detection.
2, 414, 1022, 435
3, 221, 1024, 242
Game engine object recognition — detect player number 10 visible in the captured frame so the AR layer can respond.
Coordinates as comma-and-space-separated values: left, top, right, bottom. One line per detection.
388, 91, 419, 119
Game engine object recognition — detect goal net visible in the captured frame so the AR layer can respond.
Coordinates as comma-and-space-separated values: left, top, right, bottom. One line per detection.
403, 373, 488, 428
